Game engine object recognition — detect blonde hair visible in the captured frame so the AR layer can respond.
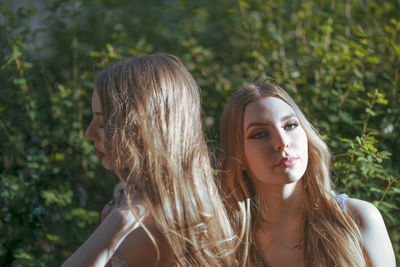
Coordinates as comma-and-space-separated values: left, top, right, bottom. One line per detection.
95, 53, 238, 266
220, 82, 366, 266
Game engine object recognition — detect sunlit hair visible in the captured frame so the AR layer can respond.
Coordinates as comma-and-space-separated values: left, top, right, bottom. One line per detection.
220, 82, 366, 266
95, 53, 239, 266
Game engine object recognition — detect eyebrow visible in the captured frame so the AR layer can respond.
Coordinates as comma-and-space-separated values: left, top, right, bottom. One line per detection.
245, 113, 297, 131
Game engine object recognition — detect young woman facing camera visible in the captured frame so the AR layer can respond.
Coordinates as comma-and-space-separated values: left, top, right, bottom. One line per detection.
219, 82, 395, 267
62, 54, 239, 267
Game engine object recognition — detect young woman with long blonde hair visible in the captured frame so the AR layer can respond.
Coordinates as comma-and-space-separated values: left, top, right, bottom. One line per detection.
219, 81, 395, 266
62, 53, 240, 266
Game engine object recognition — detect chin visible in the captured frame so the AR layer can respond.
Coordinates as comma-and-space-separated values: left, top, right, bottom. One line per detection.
282, 170, 305, 184
287, 175, 303, 184
102, 158, 113, 170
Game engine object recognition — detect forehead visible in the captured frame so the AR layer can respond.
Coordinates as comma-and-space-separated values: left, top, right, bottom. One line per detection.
243, 96, 295, 125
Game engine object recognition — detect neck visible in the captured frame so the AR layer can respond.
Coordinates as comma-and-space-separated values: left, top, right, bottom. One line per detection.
253, 180, 306, 251
254, 180, 305, 224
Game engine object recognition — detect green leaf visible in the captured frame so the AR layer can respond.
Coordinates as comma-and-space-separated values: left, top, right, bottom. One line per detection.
366, 56, 380, 64
365, 108, 376, 116
365, 143, 378, 153
13, 78, 26, 85
13, 250, 34, 260
46, 234, 60, 242
41, 189, 73, 206
55, 153, 64, 161
90, 51, 102, 57
376, 98, 388, 105
369, 187, 381, 193
239, 1, 251, 8
391, 188, 400, 194
382, 201, 398, 209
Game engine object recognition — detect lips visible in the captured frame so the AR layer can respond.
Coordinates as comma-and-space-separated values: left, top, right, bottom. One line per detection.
276, 156, 297, 169
94, 146, 105, 159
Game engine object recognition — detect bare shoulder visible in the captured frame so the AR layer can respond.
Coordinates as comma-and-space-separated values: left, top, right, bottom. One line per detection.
344, 198, 383, 231
117, 223, 175, 267
345, 198, 396, 267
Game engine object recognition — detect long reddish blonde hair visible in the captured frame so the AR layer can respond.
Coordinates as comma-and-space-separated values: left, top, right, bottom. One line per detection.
95, 53, 239, 266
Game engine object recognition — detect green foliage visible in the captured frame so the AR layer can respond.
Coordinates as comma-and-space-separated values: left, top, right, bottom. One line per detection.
1, 0, 399, 264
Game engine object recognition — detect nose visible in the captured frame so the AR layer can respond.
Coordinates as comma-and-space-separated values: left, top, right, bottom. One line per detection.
85, 120, 100, 142
273, 130, 289, 151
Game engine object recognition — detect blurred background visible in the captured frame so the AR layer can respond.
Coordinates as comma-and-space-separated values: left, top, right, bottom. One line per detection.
1, 0, 399, 265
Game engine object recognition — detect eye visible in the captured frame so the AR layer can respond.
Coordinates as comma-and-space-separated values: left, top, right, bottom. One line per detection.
284, 122, 298, 130
249, 130, 269, 139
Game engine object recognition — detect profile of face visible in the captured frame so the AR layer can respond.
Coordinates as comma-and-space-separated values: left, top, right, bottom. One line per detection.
243, 96, 308, 187
85, 89, 113, 170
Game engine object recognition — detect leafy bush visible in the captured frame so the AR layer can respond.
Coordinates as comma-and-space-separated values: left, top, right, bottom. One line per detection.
1, 0, 399, 265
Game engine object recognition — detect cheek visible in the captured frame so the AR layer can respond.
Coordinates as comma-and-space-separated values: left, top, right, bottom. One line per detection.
243, 143, 258, 165
243, 143, 271, 170
243, 143, 254, 170
299, 130, 309, 162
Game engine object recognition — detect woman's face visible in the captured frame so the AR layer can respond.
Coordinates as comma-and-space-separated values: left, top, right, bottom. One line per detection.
242, 96, 308, 187
85, 89, 113, 170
